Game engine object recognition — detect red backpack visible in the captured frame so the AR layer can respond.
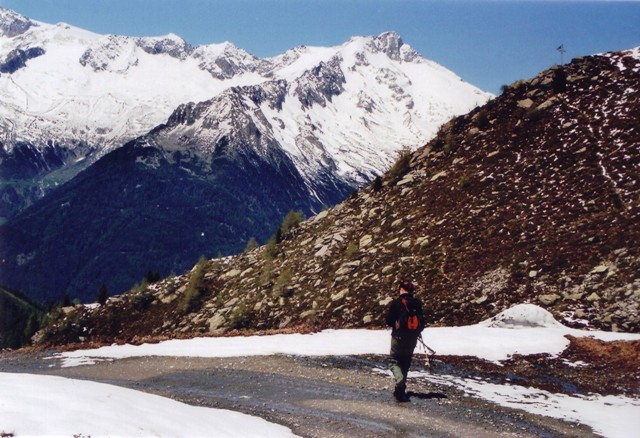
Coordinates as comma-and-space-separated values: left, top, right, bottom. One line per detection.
395, 297, 422, 333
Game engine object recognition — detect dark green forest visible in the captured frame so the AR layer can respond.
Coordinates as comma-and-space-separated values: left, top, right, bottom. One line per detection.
0, 286, 43, 349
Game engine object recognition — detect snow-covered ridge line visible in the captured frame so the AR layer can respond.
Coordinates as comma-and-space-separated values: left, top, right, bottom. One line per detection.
0, 6, 490, 219
1, 6, 474, 150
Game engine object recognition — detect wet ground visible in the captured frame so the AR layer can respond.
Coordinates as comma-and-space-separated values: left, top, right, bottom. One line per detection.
1, 351, 600, 437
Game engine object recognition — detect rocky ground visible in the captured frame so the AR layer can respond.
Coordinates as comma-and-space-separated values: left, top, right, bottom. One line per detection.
2, 335, 638, 437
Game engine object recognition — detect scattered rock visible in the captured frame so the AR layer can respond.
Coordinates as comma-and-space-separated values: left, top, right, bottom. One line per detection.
359, 235, 373, 248
517, 98, 535, 109
538, 294, 561, 305
586, 292, 601, 302
208, 314, 226, 332
331, 289, 349, 302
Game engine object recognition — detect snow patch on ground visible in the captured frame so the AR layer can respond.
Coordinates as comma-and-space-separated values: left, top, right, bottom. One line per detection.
54, 304, 639, 368
479, 303, 564, 329
0, 373, 298, 438
411, 371, 640, 438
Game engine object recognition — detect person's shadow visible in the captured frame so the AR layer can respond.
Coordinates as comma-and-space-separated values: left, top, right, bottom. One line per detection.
406, 391, 447, 400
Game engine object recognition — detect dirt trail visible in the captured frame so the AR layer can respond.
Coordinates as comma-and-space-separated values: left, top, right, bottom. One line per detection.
1, 351, 598, 437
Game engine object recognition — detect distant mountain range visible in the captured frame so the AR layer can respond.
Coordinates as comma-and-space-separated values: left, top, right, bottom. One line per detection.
37, 47, 640, 347
0, 8, 489, 303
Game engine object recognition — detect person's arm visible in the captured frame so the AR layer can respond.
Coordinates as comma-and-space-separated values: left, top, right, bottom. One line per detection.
386, 299, 398, 328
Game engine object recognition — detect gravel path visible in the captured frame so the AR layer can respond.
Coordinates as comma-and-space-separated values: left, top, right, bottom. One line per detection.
0, 351, 598, 437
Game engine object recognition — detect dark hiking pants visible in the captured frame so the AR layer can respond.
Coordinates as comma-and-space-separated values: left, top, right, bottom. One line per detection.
389, 335, 418, 392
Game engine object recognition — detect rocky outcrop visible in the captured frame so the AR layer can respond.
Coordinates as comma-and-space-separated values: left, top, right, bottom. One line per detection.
0, 8, 35, 38
294, 56, 346, 108
137, 34, 193, 59
0, 47, 44, 73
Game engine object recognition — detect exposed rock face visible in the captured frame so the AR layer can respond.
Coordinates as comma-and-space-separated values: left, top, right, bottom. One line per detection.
0, 8, 34, 37
0, 47, 44, 73
294, 56, 346, 108
37, 48, 640, 346
137, 34, 193, 59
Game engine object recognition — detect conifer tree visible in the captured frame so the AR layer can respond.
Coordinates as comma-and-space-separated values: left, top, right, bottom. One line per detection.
97, 284, 108, 305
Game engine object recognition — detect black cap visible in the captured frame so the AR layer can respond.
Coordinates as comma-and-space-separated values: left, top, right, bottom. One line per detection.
399, 279, 415, 293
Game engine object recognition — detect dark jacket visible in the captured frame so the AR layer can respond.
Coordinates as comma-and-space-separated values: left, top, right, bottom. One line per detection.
386, 293, 425, 339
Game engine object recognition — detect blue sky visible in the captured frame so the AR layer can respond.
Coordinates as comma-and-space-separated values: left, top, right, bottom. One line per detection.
3, 0, 639, 94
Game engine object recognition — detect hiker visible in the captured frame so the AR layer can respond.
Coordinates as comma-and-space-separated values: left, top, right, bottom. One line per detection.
386, 279, 424, 402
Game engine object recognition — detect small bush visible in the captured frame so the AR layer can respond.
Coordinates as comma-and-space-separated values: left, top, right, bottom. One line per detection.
97, 284, 108, 305
280, 210, 304, 237
260, 258, 275, 286
273, 268, 293, 297
131, 284, 153, 311
263, 238, 278, 260
145, 271, 161, 283
181, 286, 201, 314
552, 68, 567, 93
228, 302, 252, 329
180, 257, 207, 314
244, 237, 259, 252
345, 241, 359, 257
387, 147, 412, 182
443, 132, 457, 154
372, 176, 383, 192
475, 110, 490, 130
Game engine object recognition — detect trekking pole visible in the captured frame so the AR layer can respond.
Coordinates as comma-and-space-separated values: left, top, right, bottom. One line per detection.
418, 334, 436, 355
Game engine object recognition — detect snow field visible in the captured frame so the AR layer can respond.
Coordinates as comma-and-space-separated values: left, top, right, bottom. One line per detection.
3, 304, 639, 437
0, 373, 299, 438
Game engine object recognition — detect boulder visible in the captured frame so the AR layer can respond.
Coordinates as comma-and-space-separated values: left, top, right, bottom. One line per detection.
538, 294, 561, 305
586, 292, 601, 302
331, 288, 349, 301
208, 314, 226, 332
517, 98, 535, 109
359, 235, 373, 247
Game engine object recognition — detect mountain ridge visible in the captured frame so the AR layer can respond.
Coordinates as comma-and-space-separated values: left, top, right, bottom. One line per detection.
0, 8, 490, 218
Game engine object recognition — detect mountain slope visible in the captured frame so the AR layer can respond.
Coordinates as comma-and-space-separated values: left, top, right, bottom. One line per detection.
0, 130, 326, 304
36, 47, 640, 346
0, 8, 490, 219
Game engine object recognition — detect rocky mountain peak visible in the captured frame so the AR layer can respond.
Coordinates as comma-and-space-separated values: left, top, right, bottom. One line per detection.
79, 34, 140, 72
193, 43, 266, 80
0, 8, 35, 38
294, 55, 345, 108
368, 31, 419, 62
138, 33, 194, 59
0, 8, 490, 304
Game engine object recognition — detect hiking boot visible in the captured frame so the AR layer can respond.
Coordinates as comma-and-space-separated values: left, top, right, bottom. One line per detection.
393, 383, 409, 402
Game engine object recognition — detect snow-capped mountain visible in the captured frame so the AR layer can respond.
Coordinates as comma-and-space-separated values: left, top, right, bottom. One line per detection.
0, 7, 490, 218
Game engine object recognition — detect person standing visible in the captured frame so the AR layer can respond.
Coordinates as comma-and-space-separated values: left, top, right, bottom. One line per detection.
386, 279, 425, 402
